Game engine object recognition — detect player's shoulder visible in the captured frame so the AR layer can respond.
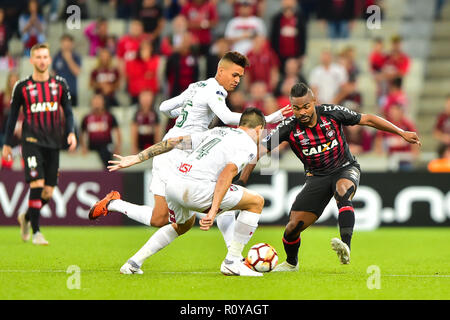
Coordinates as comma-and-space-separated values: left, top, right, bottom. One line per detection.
13, 76, 32, 89
276, 116, 296, 129
54, 75, 69, 85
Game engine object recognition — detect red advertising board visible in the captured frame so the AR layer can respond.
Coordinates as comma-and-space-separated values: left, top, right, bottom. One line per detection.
0, 171, 123, 225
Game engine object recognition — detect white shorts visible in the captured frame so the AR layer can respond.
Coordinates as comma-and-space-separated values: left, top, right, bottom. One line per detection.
165, 176, 244, 225
150, 148, 188, 197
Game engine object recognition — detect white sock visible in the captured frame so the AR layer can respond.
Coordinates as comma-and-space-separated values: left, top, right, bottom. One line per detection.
226, 210, 260, 261
216, 210, 237, 248
107, 199, 153, 226
130, 224, 178, 267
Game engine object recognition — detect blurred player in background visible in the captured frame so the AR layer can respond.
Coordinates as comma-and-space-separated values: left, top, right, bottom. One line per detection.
89, 51, 291, 249
239, 82, 421, 271
1, 43, 77, 245
102, 108, 267, 276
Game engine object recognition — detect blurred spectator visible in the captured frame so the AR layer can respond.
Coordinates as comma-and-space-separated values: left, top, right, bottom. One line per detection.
164, 0, 184, 20
374, 104, 419, 171
38, 0, 60, 22
427, 145, 450, 173
84, 17, 109, 57
317, 0, 356, 39
117, 19, 146, 72
245, 36, 280, 92
160, 14, 194, 57
244, 81, 268, 112
434, 0, 447, 20
338, 45, 359, 80
165, 32, 199, 98
111, 0, 137, 19
62, 0, 89, 20
369, 37, 386, 74
381, 35, 410, 83
131, 90, 162, 154
299, 0, 318, 21
227, 90, 246, 113
309, 49, 348, 104
433, 95, 450, 150
52, 34, 81, 107
0, 8, 12, 58
343, 124, 373, 155
276, 76, 297, 108
333, 76, 362, 107
224, 0, 266, 55
380, 77, 408, 117
19, 0, 46, 56
205, 36, 230, 78
231, 0, 266, 17
274, 57, 307, 97
133, 0, 165, 50
125, 40, 161, 104
80, 94, 122, 169
1, 1, 23, 39
90, 48, 120, 109
181, 0, 218, 56
270, 0, 307, 69
0, 71, 19, 146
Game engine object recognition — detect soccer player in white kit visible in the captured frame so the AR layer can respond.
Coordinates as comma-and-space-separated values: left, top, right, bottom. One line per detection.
89, 52, 292, 249
106, 108, 268, 276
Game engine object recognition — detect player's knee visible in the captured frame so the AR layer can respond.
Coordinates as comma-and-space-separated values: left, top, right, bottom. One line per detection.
334, 185, 355, 205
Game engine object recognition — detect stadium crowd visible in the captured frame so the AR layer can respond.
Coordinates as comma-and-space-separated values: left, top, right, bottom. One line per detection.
0, 0, 449, 171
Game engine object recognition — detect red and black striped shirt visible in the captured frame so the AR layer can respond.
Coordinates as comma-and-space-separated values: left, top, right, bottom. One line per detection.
262, 104, 361, 175
4, 75, 75, 149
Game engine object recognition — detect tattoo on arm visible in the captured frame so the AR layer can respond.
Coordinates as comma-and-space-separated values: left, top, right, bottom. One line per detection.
137, 135, 192, 162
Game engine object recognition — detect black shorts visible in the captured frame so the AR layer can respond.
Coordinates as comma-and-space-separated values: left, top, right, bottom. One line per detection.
21, 142, 60, 186
290, 164, 361, 217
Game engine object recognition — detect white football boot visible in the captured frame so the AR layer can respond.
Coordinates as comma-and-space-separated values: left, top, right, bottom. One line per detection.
272, 261, 299, 272
32, 232, 49, 246
17, 212, 31, 242
120, 260, 144, 274
220, 258, 263, 277
331, 238, 350, 264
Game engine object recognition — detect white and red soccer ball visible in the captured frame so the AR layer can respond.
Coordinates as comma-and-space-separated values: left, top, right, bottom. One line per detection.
245, 243, 278, 272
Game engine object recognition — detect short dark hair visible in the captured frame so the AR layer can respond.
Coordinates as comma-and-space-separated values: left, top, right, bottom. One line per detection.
290, 82, 310, 98
61, 33, 74, 42
239, 107, 266, 128
221, 51, 250, 68
391, 77, 403, 89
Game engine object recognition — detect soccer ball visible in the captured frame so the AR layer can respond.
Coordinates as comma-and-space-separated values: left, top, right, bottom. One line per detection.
245, 243, 278, 272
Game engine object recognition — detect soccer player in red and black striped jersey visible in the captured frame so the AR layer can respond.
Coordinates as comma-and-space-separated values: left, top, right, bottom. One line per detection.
1, 43, 77, 245
239, 82, 421, 270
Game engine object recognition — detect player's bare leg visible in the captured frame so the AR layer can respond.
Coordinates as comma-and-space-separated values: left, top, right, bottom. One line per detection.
121, 216, 195, 274
273, 210, 317, 272
331, 178, 356, 265
219, 189, 264, 277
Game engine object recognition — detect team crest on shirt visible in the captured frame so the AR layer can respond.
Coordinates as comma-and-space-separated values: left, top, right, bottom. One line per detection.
326, 130, 335, 138
30, 90, 38, 96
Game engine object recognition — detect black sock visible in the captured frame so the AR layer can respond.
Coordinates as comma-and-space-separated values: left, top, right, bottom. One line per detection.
338, 202, 355, 249
26, 187, 43, 234
282, 232, 301, 266
41, 197, 49, 207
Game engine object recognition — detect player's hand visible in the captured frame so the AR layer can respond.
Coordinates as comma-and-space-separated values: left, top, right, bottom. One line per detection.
199, 209, 217, 231
401, 131, 421, 146
280, 104, 293, 118
2, 145, 12, 162
67, 133, 77, 152
107, 154, 140, 172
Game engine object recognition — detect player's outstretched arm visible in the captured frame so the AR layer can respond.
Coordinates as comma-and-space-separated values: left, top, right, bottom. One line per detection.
358, 114, 421, 146
200, 163, 238, 231
265, 104, 293, 124
107, 135, 191, 171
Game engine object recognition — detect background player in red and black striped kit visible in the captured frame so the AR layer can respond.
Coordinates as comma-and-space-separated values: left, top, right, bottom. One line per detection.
239, 82, 421, 270
2, 43, 77, 245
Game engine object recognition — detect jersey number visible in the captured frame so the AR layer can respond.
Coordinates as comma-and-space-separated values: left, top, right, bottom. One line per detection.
175, 100, 192, 128
195, 138, 221, 160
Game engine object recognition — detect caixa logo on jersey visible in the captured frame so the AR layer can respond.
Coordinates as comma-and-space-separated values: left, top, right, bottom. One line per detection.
302, 139, 338, 156
30, 101, 59, 113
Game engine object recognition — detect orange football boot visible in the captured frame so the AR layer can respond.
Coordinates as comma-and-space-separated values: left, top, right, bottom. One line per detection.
88, 190, 121, 220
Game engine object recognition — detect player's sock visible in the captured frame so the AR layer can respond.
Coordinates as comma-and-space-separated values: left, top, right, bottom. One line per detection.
282, 232, 301, 266
41, 197, 49, 206
226, 211, 260, 261
25, 187, 43, 234
216, 210, 236, 248
337, 202, 355, 249
129, 224, 178, 267
107, 199, 153, 226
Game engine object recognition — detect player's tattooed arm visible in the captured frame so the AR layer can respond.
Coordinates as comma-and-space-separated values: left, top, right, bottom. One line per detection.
108, 135, 191, 171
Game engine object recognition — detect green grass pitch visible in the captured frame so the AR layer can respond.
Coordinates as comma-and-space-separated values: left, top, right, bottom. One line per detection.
0, 225, 449, 300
